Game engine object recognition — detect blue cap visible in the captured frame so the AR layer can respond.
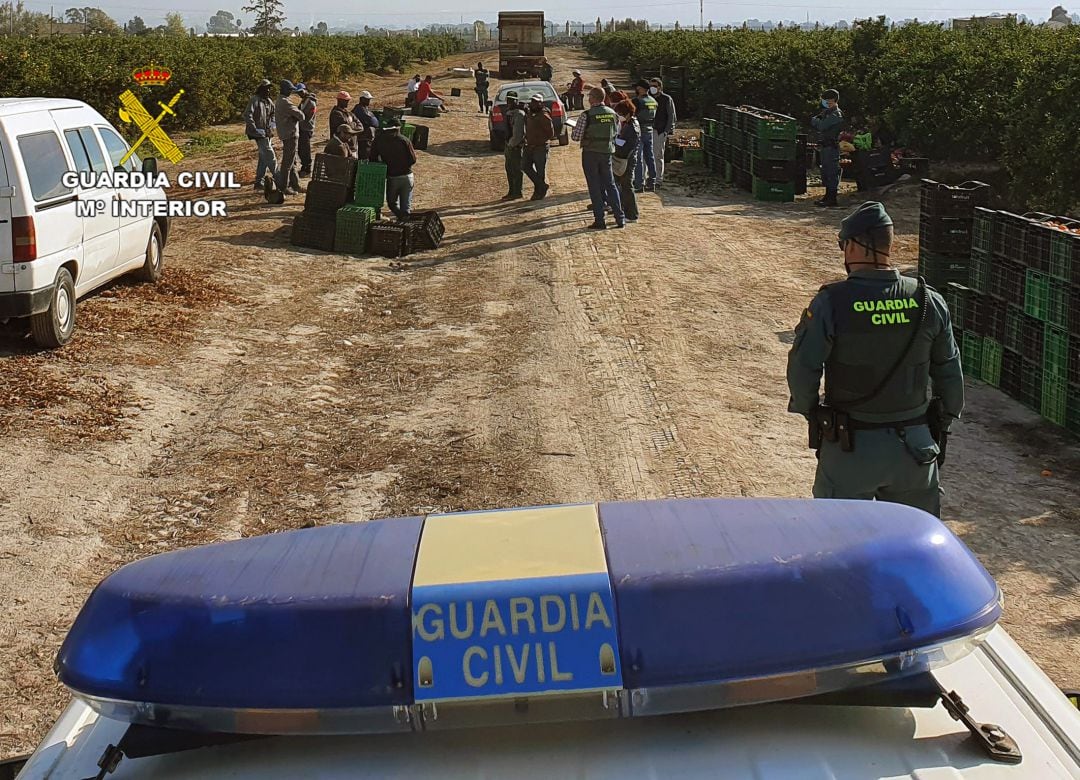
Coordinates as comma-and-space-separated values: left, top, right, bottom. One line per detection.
294, 82, 305, 91
839, 201, 894, 241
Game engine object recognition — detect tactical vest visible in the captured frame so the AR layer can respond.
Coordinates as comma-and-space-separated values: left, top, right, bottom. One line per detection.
636, 95, 657, 125
581, 106, 618, 154
823, 274, 933, 418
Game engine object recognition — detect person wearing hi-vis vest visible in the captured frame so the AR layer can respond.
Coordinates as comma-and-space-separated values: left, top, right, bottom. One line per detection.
786, 202, 964, 517
571, 87, 625, 230
631, 80, 658, 192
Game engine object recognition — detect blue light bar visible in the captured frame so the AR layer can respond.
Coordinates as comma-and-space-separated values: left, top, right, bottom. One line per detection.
55, 499, 1002, 734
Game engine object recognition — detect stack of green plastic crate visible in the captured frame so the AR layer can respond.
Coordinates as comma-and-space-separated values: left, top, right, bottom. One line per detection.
709, 105, 800, 201
354, 161, 387, 209
334, 205, 378, 255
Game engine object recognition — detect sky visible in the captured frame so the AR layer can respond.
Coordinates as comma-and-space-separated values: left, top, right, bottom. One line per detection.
19, 0, 1065, 28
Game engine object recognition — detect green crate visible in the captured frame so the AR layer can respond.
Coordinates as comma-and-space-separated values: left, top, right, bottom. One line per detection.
753, 121, 798, 142
1004, 305, 1024, 352
968, 249, 990, 293
334, 204, 377, 254
683, 147, 705, 166
1044, 325, 1070, 379
1047, 278, 1071, 330
400, 123, 417, 141
1048, 230, 1078, 282
353, 161, 387, 207
962, 331, 983, 380
981, 338, 1003, 387
971, 208, 995, 253
1042, 374, 1068, 426
1023, 269, 1050, 321
723, 161, 733, 183
731, 130, 746, 150
703, 118, 718, 137
751, 177, 795, 202
751, 137, 798, 161
944, 283, 969, 327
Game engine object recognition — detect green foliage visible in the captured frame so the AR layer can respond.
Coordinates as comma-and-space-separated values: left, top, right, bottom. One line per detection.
0, 34, 464, 133
586, 24, 1080, 213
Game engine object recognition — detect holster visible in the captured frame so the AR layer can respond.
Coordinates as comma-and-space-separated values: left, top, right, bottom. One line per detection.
809, 405, 853, 452
927, 397, 949, 467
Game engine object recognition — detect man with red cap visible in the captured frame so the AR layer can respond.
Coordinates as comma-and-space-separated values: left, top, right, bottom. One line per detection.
329, 91, 363, 155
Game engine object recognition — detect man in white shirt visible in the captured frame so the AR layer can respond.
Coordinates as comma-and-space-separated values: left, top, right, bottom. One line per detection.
406, 75, 421, 108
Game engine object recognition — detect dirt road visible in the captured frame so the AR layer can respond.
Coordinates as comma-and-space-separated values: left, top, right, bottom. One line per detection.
1, 47, 1078, 759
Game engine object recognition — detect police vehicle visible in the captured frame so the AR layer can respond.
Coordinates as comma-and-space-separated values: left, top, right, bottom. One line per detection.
11, 499, 1080, 778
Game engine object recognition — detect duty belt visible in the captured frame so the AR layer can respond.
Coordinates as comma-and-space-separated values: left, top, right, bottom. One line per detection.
848, 414, 928, 430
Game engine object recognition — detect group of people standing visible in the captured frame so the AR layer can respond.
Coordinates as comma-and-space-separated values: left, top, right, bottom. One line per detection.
244, 79, 418, 220
567, 76, 677, 229
499, 90, 555, 201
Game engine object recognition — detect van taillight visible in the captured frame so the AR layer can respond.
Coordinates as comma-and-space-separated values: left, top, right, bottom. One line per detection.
550, 100, 564, 118
491, 106, 504, 123
13, 216, 36, 261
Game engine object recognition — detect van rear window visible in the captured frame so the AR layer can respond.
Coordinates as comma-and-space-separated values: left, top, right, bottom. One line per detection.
18, 131, 72, 202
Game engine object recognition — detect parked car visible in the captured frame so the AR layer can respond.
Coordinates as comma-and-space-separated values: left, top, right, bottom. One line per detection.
488, 81, 569, 151
0, 98, 169, 348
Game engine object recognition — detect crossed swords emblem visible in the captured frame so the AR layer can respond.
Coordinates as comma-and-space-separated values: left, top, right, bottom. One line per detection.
118, 89, 185, 165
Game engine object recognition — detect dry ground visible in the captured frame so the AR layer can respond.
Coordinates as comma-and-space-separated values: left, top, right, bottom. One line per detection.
1, 46, 1077, 760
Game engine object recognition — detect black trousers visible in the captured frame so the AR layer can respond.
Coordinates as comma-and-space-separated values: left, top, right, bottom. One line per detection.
298, 131, 313, 173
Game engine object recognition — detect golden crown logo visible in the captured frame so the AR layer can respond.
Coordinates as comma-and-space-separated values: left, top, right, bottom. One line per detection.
132, 65, 172, 87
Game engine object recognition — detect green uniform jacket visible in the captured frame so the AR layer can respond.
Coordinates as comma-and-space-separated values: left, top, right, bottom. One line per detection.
811, 107, 844, 143
786, 269, 965, 427
580, 105, 618, 154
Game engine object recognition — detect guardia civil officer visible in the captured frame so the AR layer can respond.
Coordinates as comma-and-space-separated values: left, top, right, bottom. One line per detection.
785, 202, 964, 517
812, 88, 843, 207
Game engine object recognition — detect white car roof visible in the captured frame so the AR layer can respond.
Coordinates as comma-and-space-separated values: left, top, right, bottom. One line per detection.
0, 98, 88, 117
17, 628, 1080, 779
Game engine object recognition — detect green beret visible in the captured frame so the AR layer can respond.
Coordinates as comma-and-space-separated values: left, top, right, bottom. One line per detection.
839, 201, 893, 241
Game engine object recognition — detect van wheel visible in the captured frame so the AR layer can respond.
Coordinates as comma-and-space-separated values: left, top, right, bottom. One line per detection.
30, 267, 76, 349
137, 222, 164, 283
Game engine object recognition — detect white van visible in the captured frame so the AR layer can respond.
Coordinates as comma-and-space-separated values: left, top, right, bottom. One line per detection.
0, 98, 168, 348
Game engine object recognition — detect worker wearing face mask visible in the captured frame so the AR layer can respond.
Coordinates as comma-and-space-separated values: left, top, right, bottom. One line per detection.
648, 78, 676, 190
812, 88, 844, 207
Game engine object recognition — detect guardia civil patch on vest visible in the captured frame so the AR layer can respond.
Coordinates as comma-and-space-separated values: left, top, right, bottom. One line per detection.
852, 296, 920, 326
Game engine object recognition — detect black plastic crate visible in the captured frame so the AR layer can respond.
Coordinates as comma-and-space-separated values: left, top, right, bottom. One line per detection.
920, 217, 973, 257
411, 124, 430, 151
919, 179, 991, 218
1072, 286, 1080, 337
1000, 349, 1022, 396
856, 167, 893, 191
968, 248, 991, 293
976, 296, 1008, 342
856, 148, 892, 170
993, 212, 1028, 263
1070, 337, 1080, 386
920, 251, 969, 289
751, 156, 798, 181
1021, 313, 1045, 362
290, 212, 337, 252
1004, 305, 1024, 353
964, 290, 983, 333
311, 153, 357, 185
366, 220, 415, 258
1019, 359, 1042, 410
972, 207, 996, 254
404, 210, 445, 251
303, 180, 352, 215
1023, 213, 1057, 273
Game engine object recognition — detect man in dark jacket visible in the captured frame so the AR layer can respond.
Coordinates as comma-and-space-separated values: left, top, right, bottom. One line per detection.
297, 87, 317, 178
329, 91, 362, 156
274, 79, 305, 195
243, 79, 276, 191
324, 123, 361, 157
631, 80, 658, 192
370, 118, 418, 220
649, 77, 676, 190
523, 94, 555, 200
474, 62, 490, 114
539, 58, 553, 83
351, 90, 380, 159
811, 88, 844, 207
501, 91, 527, 201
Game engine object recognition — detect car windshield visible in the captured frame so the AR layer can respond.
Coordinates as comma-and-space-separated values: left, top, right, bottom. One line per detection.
497, 84, 556, 103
